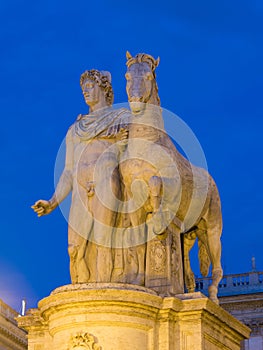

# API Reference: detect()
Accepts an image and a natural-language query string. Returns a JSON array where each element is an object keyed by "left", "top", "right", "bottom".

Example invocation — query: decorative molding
[
  {"left": 69, "top": 332, "right": 101, "bottom": 350},
  {"left": 149, "top": 240, "right": 166, "bottom": 273},
  {"left": 0, "top": 324, "right": 27, "bottom": 347}
]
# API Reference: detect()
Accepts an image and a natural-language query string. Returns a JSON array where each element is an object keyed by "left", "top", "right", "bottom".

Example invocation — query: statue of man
[{"left": 32, "top": 70, "right": 129, "bottom": 284}]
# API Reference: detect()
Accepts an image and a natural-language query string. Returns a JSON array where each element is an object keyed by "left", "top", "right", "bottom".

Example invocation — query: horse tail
[{"left": 198, "top": 240, "right": 210, "bottom": 277}]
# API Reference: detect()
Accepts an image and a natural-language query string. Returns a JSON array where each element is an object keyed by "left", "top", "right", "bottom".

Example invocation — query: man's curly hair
[{"left": 80, "top": 69, "right": 114, "bottom": 106}]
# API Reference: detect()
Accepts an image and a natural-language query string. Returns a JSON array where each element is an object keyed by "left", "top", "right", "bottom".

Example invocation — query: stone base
[{"left": 17, "top": 283, "right": 250, "bottom": 350}]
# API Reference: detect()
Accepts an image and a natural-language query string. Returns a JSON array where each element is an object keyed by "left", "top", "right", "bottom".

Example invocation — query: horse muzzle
[{"left": 129, "top": 99, "right": 147, "bottom": 115}]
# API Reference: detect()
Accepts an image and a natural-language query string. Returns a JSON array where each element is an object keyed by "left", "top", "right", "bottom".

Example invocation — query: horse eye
[{"left": 145, "top": 73, "right": 153, "bottom": 80}]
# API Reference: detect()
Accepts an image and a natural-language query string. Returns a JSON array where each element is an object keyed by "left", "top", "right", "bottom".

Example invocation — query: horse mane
[{"left": 126, "top": 53, "right": 161, "bottom": 106}]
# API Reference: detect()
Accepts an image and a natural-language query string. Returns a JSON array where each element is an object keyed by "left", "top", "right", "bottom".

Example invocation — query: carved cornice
[
  {"left": 0, "top": 299, "right": 19, "bottom": 325},
  {"left": 16, "top": 308, "right": 47, "bottom": 332},
  {"left": 220, "top": 293, "right": 263, "bottom": 312},
  {"left": 241, "top": 317, "right": 263, "bottom": 328},
  {"left": 0, "top": 324, "right": 27, "bottom": 348}
]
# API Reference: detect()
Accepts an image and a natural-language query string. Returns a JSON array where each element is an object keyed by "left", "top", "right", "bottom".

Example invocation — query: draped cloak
[{"left": 54, "top": 107, "right": 130, "bottom": 244}]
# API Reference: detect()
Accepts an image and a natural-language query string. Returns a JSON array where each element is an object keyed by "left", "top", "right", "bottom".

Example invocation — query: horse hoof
[
  {"left": 208, "top": 285, "right": 219, "bottom": 304},
  {"left": 209, "top": 295, "right": 219, "bottom": 305}
]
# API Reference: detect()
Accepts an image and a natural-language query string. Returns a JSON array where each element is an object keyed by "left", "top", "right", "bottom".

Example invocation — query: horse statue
[{"left": 120, "top": 51, "right": 223, "bottom": 303}]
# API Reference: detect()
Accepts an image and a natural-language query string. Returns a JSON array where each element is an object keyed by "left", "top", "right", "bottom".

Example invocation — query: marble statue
[
  {"left": 32, "top": 69, "right": 129, "bottom": 284},
  {"left": 31, "top": 55, "right": 223, "bottom": 304},
  {"left": 120, "top": 52, "right": 223, "bottom": 303}
]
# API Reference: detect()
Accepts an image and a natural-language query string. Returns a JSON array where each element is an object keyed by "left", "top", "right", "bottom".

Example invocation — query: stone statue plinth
[{"left": 17, "top": 284, "right": 249, "bottom": 350}]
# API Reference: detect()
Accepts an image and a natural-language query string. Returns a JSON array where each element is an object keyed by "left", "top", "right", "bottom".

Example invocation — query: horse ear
[
  {"left": 126, "top": 51, "right": 132, "bottom": 60},
  {"left": 155, "top": 56, "right": 160, "bottom": 67}
]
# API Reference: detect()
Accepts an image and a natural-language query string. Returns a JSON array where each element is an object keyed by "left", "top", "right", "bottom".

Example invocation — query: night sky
[{"left": 1, "top": 0, "right": 262, "bottom": 311}]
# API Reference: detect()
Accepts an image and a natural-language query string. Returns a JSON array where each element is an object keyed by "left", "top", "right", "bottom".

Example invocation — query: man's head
[{"left": 80, "top": 70, "right": 114, "bottom": 108}]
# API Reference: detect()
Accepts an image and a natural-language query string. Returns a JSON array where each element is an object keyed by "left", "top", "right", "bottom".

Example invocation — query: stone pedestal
[{"left": 17, "top": 284, "right": 250, "bottom": 350}]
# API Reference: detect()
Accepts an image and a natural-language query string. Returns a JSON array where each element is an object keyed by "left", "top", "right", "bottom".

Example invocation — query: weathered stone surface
[
  {"left": 17, "top": 285, "right": 250, "bottom": 350},
  {"left": 31, "top": 67, "right": 185, "bottom": 296}
]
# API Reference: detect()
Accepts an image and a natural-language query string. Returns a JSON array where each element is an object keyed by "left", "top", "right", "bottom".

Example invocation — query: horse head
[{"left": 126, "top": 51, "right": 160, "bottom": 114}]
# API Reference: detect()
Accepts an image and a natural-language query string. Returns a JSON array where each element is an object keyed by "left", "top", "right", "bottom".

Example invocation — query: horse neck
[{"left": 128, "top": 82, "right": 163, "bottom": 143}]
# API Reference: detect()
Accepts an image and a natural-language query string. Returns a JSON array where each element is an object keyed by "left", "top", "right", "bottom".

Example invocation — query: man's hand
[
  {"left": 116, "top": 127, "right": 129, "bottom": 144},
  {"left": 31, "top": 200, "right": 54, "bottom": 217}
]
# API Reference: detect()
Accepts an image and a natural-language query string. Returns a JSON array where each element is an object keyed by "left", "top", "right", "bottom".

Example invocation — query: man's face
[{"left": 82, "top": 78, "right": 103, "bottom": 107}]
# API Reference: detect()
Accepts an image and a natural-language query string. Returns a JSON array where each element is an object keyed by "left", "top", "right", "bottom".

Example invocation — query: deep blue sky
[{"left": 1, "top": 0, "right": 262, "bottom": 311}]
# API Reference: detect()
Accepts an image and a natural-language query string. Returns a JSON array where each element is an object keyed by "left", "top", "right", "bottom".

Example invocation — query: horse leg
[
  {"left": 148, "top": 176, "right": 167, "bottom": 236},
  {"left": 128, "top": 209, "right": 147, "bottom": 285},
  {"left": 206, "top": 225, "right": 223, "bottom": 304},
  {"left": 203, "top": 181, "right": 223, "bottom": 304},
  {"left": 195, "top": 221, "right": 211, "bottom": 278},
  {"left": 196, "top": 218, "right": 222, "bottom": 304},
  {"left": 183, "top": 232, "right": 197, "bottom": 293}
]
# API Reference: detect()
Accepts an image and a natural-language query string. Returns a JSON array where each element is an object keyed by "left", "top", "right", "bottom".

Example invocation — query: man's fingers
[
  {"left": 32, "top": 206, "right": 40, "bottom": 212},
  {"left": 34, "top": 206, "right": 45, "bottom": 212},
  {"left": 35, "top": 208, "right": 45, "bottom": 214},
  {"left": 32, "top": 204, "right": 41, "bottom": 209},
  {"left": 121, "top": 131, "right": 129, "bottom": 140}
]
